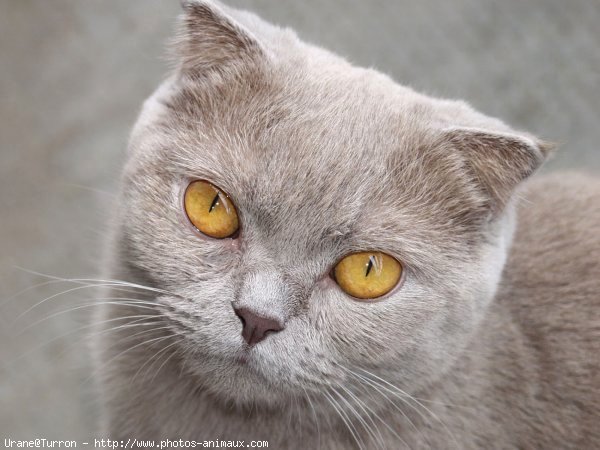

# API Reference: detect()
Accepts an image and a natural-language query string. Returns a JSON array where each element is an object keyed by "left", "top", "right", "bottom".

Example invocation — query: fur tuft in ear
[
  {"left": 176, "top": 0, "right": 264, "bottom": 76},
  {"left": 443, "top": 127, "right": 555, "bottom": 212}
]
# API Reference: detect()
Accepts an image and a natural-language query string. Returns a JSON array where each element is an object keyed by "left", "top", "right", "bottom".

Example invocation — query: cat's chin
[{"left": 183, "top": 347, "right": 306, "bottom": 408}]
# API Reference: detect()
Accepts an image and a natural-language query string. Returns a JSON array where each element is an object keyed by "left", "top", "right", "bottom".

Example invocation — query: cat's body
[{"left": 93, "top": 1, "right": 600, "bottom": 448}]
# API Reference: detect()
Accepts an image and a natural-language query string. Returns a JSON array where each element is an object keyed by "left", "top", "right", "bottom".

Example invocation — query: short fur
[{"left": 93, "top": 1, "right": 600, "bottom": 448}]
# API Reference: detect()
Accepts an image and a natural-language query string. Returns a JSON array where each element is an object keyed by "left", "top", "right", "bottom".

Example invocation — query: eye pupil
[
  {"left": 208, "top": 193, "right": 220, "bottom": 213},
  {"left": 365, "top": 256, "right": 374, "bottom": 277}
]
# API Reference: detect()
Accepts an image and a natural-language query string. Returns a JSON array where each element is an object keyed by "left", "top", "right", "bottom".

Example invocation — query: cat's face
[{"left": 113, "top": 0, "right": 549, "bottom": 407}]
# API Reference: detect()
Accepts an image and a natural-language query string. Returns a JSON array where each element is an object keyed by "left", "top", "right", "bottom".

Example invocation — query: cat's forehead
[
  {"left": 165, "top": 62, "right": 434, "bottom": 190},
  {"left": 164, "top": 67, "right": 437, "bottom": 232},
  {"left": 133, "top": 60, "right": 479, "bottom": 260}
]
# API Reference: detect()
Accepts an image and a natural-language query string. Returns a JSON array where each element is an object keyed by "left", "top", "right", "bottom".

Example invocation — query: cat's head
[{"left": 113, "top": 0, "right": 550, "bottom": 407}]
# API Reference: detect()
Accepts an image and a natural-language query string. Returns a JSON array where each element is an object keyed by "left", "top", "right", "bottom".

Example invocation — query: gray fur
[{"left": 93, "top": 1, "right": 600, "bottom": 448}]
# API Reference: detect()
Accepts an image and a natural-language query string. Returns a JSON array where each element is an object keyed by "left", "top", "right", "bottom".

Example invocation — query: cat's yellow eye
[
  {"left": 184, "top": 180, "right": 239, "bottom": 239},
  {"left": 333, "top": 252, "right": 402, "bottom": 300}
]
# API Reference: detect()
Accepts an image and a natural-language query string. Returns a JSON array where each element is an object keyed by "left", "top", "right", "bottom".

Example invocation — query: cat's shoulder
[
  {"left": 501, "top": 170, "right": 599, "bottom": 339},
  {"left": 515, "top": 170, "right": 600, "bottom": 266},
  {"left": 493, "top": 172, "right": 600, "bottom": 438}
]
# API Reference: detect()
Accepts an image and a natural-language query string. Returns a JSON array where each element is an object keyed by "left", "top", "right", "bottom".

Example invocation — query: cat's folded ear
[
  {"left": 175, "top": 0, "right": 265, "bottom": 76},
  {"left": 441, "top": 127, "right": 555, "bottom": 213}
]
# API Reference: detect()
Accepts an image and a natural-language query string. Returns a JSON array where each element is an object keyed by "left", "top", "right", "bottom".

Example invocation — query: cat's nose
[{"left": 233, "top": 307, "right": 284, "bottom": 346}]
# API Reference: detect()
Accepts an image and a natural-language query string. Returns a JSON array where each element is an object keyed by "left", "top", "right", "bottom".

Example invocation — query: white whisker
[
  {"left": 323, "top": 387, "right": 365, "bottom": 450},
  {"left": 149, "top": 339, "right": 185, "bottom": 383},
  {"left": 133, "top": 337, "right": 182, "bottom": 383},
  {"left": 302, "top": 386, "right": 321, "bottom": 450},
  {"left": 85, "top": 333, "right": 175, "bottom": 387},
  {"left": 343, "top": 368, "right": 415, "bottom": 449},
  {"left": 340, "top": 378, "right": 411, "bottom": 450},
  {"left": 3, "top": 317, "right": 163, "bottom": 370},
  {"left": 356, "top": 368, "right": 460, "bottom": 449},
  {"left": 15, "top": 298, "right": 162, "bottom": 333},
  {"left": 332, "top": 381, "right": 385, "bottom": 449}
]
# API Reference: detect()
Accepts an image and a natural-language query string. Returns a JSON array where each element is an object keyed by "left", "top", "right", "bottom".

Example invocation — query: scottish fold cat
[{"left": 93, "top": 1, "right": 600, "bottom": 448}]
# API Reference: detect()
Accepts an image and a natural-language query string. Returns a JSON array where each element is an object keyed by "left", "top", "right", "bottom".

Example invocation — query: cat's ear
[
  {"left": 442, "top": 127, "right": 555, "bottom": 212},
  {"left": 176, "top": 0, "right": 265, "bottom": 75}
]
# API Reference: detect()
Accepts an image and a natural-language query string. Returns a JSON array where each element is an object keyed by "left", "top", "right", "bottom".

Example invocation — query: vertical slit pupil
[
  {"left": 365, "top": 256, "right": 375, "bottom": 277},
  {"left": 208, "top": 192, "right": 220, "bottom": 213}
]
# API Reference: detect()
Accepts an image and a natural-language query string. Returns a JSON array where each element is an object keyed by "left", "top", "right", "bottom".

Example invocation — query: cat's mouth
[
  {"left": 198, "top": 342, "right": 274, "bottom": 378},
  {"left": 190, "top": 350, "right": 299, "bottom": 405},
  {"left": 232, "top": 347, "right": 271, "bottom": 375},
  {"left": 236, "top": 351, "right": 250, "bottom": 365}
]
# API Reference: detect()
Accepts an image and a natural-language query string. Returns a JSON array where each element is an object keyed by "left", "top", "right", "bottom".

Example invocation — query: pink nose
[{"left": 233, "top": 307, "right": 284, "bottom": 346}]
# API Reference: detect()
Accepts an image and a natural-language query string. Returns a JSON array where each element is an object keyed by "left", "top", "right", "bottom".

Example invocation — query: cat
[{"left": 92, "top": 1, "right": 600, "bottom": 448}]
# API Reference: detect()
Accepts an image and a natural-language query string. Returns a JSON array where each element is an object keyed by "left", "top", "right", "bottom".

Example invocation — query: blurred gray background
[{"left": 1, "top": 0, "right": 598, "bottom": 439}]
